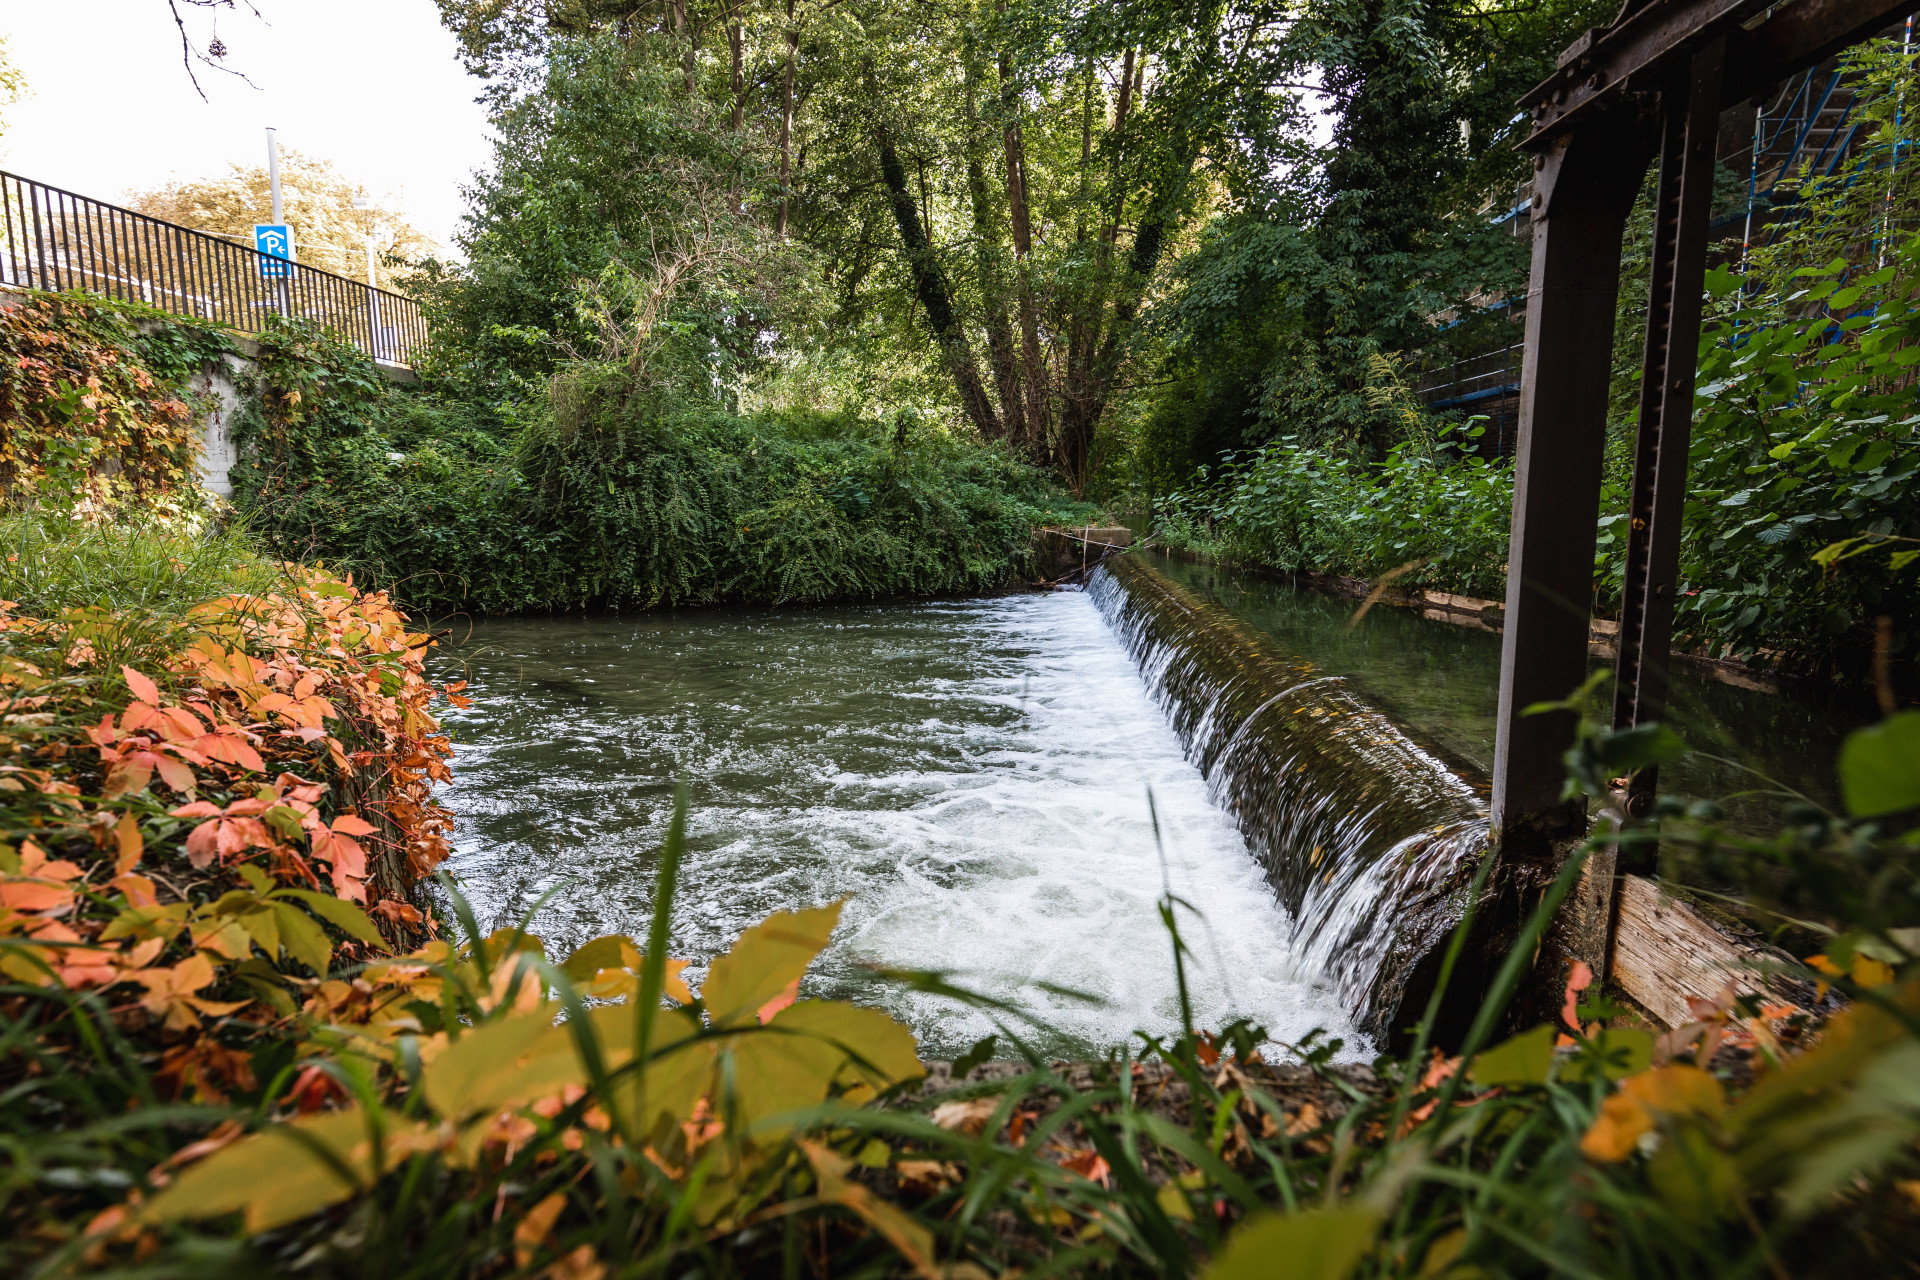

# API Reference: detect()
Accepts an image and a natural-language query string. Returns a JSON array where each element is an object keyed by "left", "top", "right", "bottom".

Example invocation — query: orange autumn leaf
[
  {"left": 1580, "top": 1065, "right": 1724, "bottom": 1163},
  {"left": 121, "top": 664, "right": 159, "bottom": 705}
]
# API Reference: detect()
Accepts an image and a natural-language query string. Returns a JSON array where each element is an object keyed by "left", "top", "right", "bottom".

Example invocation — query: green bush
[
  {"left": 1154, "top": 425, "right": 1515, "bottom": 599},
  {"left": 231, "top": 322, "right": 1088, "bottom": 614}
]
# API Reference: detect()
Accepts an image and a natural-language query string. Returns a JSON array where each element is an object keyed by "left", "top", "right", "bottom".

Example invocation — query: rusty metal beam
[
  {"left": 1491, "top": 116, "right": 1657, "bottom": 862},
  {"left": 1522, "top": 0, "right": 1920, "bottom": 151},
  {"left": 1611, "top": 36, "right": 1728, "bottom": 827},
  {"left": 1520, "top": 0, "right": 1764, "bottom": 144},
  {"left": 1726, "top": 0, "right": 1920, "bottom": 102}
]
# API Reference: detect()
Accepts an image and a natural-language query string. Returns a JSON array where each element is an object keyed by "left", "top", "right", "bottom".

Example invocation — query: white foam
[{"left": 440, "top": 593, "right": 1365, "bottom": 1060}]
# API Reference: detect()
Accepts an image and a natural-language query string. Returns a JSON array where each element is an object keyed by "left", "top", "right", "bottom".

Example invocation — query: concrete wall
[{"left": 0, "top": 285, "right": 416, "bottom": 499}]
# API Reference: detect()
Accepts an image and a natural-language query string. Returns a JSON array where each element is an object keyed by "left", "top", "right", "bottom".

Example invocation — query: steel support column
[
  {"left": 1492, "top": 118, "right": 1655, "bottom": 862},
  {"left": 1612, "top": 37, "right": 1728, "bottom": 828}
]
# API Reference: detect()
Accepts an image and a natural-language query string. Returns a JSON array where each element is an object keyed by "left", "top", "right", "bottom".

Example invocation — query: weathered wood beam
[{"left": 1610, "top": 874, "right": 1822, "bottom": 1026}]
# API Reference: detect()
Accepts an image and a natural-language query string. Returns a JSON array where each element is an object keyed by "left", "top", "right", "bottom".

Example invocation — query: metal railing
[{"left": 0, "top": 170, "right": 427, "bottom": 367}]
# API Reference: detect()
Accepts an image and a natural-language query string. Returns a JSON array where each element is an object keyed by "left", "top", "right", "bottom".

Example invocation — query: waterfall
[{"left": 1089, "top": 555, "right": 1492, "bottom": 1045}]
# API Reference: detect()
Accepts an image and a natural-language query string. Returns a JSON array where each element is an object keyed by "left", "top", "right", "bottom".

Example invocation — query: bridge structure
[
  {"left": 1489, "top": 0, "right": 1920, "bottom": 969},
  {"left": 0, "top": 170, "right": 427, "bottom": 369}
]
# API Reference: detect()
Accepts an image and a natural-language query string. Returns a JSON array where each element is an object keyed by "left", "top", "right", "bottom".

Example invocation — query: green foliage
[
  {"left": 409, "top": 34, "right": 786, "bottom": 392},
  {"left": 1840, "top": 711, "right": 1920, "bottom": 818},
  {"left": 1154, "top": 421, "right": 1513, "bottom": 598},
  {"left": 231, "top": 320, "right": 1086, "bottom": 612},
  {"left": 0, "top": 513, "right": 283, "bottom": 620},
  {"left": 1593, "top": 250, "right": 1920, "bottom": 675},
  {"left": 0, "top": 292, "right": 236, "bottom": 521}
]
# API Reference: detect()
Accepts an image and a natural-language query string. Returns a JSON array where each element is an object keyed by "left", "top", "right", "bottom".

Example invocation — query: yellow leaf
[
  {"left": 1579, "top": 1092, "right": 1653, "bottom": 1163},
  {"left": 1580, "top": 1065, "right": 1723, "bottom": 1163},
  {"left": 1418, "top": 1228, "right": 1466, "bottom": 1276},
  {"left": 701, "top": 902, "right": 844, "bottom": 1028},
  {"left": 1621, "top": 1064, "right": 1723, "bottom": 1120},
  {"left": 114, "top": 812, "right": 143, "bottom": 874},
  {"left": 191, "top": 917, "right": 255, "bottom": 962},
  {"left": 1156, "top": 1182, "right": 1194, "bottom": 1221},
  {"left": 1853, "top": 955, "right": 1896, "bottom": 988},
  {"left": 1207, "top": 1208, "right": 1381, "bottom": 1280},
  {"left": 422, "top": 1004, "right": 701, "bottom": 1125},
  {"left": 514, "top": 1191, "right": 568, "bottom": 1267},
  {"left": 143, "top": 1107, "right": 432, "bottom": 1232}
]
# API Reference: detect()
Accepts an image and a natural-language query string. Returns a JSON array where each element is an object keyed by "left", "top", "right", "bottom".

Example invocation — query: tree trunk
[
  {"left": 778, "top": 2, "right": 797, "bottom": 239},
  {"left": 670, "top": 0, "right": 695, "bottom": 94},
  {"left": 964, "top": 47, "right": 1025, "bottom": 443},
  {"left": 999, "top": 52, "right": 1050, "bottom": 462},
  {"left": 729, "top": 15, "right": 746, "bottom": 130},
  {"left": 875, "top": 126, "right": 1002, "bottom": 439}
]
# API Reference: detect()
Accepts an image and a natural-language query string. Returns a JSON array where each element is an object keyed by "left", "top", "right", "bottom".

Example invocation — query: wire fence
[{"left": 0, "top": 170, "right": 428, "bottom": 367}]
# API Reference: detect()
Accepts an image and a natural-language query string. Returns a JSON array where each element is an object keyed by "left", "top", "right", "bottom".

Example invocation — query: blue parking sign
[{"left": 253, "top": 224, "right": 294, "bottom": 278}]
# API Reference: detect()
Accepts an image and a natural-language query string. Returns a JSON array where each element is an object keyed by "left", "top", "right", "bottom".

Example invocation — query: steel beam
[
  {"left": 1726, "top": 0, "right": 1920, "bottom": 103},
  {"left": 1492, "top": 115, "right": 1657, "bottom": 862},
  {"left": 1611, "top": 36, "right": 1728, "bottom": 829}
]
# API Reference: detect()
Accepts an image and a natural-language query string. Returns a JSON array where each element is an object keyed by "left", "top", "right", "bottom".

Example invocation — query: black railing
[{"left": 0, "top": 170, "right": 427, "bottom": 367}]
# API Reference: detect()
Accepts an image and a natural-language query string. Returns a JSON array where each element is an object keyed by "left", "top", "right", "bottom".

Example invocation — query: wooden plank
[{"left": 1609, "top": 874, "right": 1813, "bottom": 1027}]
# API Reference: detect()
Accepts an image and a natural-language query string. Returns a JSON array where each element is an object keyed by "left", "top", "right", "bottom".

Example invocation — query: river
[{"left": 435, "top": 591, "right": 1362, "bottom": 1060}]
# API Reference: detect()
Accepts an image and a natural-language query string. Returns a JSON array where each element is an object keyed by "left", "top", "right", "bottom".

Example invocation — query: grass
[
  {"left": 0, "top": 513, "right": 288, "bottom": 619},
  {"left": 3, "top": 515, "right": 1918, "bottom": 1279}
]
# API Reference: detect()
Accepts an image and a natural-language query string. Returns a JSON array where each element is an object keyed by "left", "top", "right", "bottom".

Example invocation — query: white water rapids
[{"left": 439, "top": 590, "right": 1363, "bottom": 1059}]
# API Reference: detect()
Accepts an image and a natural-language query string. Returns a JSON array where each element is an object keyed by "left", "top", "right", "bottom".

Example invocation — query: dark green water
[{"left": 1146, "top": 553, "right": 1868, "bottom": 827}]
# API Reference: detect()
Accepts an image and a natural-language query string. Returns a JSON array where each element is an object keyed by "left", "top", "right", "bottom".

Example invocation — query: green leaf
[
  {"left": 1561, "top": 1027, "right": 1655, "bottom": 1083},
  {"left": 1596, "top": 724, "right": 1688, "bottom": 772},
  {"left": 701, "top": 901, "right": 844, "bottom": 1027},
  {"left": 272, "top": 902, "right": 332, "bottom": 976},
  {"left": 1469, "top": 1024, "right": 1554, "bottom": 1087},
  {"left": 1207, "top": 1208, "right": 1381, "bottom": 1280},
  {"left": 951, "top": 1033, "right": 999, "bottom": 1079},
  {"left": 234, "top": 904, "right": 279, "bottom": 960},
  {"left": 1839, "top": 711, "right": 1920, "bottom": 817},
  {"left": 278, "top": 890, "right": 384, "bottom": 946}
]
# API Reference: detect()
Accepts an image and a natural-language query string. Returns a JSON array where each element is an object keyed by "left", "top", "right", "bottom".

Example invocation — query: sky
[{"left": 0, "top": 0, "right": 494, "bottom": 253}]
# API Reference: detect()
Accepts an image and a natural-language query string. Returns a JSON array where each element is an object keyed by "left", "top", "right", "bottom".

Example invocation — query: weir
[{"left": 1089, "top": 555, "right": 1492, "bottom": 1046}]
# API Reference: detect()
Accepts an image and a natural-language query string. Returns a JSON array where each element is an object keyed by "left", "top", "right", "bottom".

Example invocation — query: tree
[
  {"left": 126, "top": 152, "right": 439, "bottom": 287},
  {"left": 0, "top": 35, "right": 28, "bottom": 152},
  {"left": 1133, "top": 0, "right": 1615, "bottom": 482}
]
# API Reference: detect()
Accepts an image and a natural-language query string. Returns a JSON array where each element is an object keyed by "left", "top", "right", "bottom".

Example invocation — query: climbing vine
[{"left": 0, "top": 294, "right": 236, "bottom": 521}]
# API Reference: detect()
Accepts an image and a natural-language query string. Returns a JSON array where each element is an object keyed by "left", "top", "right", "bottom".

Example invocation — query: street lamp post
[{"left": 352, "top": 192, "right": 384, "bottom": 362}]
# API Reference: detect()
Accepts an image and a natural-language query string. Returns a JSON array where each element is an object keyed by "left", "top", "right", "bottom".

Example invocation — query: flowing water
[
  {"left": 435, "top": 593, "right": 1363, "bottom": 1060},
  {"left": 1088, "top": 558, "right": 1490, "bottom": 1044}
]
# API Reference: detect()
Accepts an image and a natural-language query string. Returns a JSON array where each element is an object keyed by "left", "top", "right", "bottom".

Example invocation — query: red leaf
[
  {"left": 196, "top": 732, "right": 265, "bottom": 774},
  {"left": 330, "top": 813, "right": 378, "bottom": 837},
  {"left": 756, "top": 977, "right": 802, "bottom": 1025},
  {"left": 103, "top": 757, "right": 153, "bottom": 799},
  {"left": 185, "top": 820, "right": 221, "bottom": 869}
]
